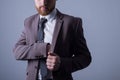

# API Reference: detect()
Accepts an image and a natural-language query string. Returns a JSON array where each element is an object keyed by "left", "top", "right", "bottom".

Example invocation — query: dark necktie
[
  {"left": 38, "top": 18, "right": 47, "bottom": 42},
  {"left": 38, "top": 18, "right": 52, "bottom": 80}
]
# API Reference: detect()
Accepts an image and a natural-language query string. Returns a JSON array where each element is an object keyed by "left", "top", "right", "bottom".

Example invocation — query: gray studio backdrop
[{"left": 0, "top": 0, "right": 120, "bottom": 80}]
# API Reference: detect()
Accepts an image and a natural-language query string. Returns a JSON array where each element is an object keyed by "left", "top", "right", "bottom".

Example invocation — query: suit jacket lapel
[
  {"left": 33, "top": 14, "right": 40, "bottom": 42},
  {"left": 51, "top": 11, "right": 64, "bottom": 52}
]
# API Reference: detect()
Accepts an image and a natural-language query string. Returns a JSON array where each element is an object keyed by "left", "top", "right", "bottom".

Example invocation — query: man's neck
[{"left": 40, "top": 8, "right": 57, "bottom": 21}]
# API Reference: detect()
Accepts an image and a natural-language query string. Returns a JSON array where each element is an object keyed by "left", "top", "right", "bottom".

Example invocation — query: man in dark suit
[{"left": 13, "top": 0, "right": 91, "bottom": 80}]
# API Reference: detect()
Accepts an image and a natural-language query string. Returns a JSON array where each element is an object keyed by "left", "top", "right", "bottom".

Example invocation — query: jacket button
[
  {"left": 26, "top": 72, "right": 28, "bottom": 75},
  {"left": 35, "top": 66, "right": 38, "bottom": 69}
]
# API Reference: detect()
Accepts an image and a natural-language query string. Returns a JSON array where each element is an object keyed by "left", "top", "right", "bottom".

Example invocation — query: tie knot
[{"left": 40, "top": 18, "right": 47, "bottom": 24}]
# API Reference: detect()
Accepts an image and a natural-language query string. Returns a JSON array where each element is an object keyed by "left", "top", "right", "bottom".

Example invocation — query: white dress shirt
[{"left": 40, "top": 8, "right": 57, "bottom": 44}]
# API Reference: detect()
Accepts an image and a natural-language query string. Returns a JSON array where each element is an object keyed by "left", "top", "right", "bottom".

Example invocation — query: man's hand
[{"left": 46, "top": 52, "right": 61, "bottom": 71}]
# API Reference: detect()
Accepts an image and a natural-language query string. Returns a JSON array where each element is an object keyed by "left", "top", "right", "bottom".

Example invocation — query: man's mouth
[{"left": 41, "top": 6, "right": 48, "bottom": 11}]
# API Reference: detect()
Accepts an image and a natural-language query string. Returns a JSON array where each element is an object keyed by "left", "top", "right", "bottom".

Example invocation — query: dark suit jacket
[{"left": 13, "top": 10, "right": 91, "bottom": 80}]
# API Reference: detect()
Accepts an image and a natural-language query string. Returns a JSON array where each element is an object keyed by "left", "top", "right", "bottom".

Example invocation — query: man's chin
[
  {"left": 37, "top": 7, "right": 54, "bottom": 16},
  {"left": 39, "top": 12, "right": 49, "bottom": 16}
]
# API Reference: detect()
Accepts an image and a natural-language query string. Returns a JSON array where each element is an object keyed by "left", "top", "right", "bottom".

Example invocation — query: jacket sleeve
[
  {"left": 13, "top": 26, "right": 48, "bottom": 60},
  {"left": 55, "top": 18, "right": 91, "bottom": 74}
]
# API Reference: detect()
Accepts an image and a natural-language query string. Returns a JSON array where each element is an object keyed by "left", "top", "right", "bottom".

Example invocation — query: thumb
[{"left": 48, "top": 52, "right": 56, "bottom": 56}]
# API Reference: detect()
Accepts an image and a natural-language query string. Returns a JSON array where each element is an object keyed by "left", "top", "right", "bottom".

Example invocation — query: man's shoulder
[
  {"left": 57, "top": 10, "right": 82, "bottom": 26},
  {"left": 59, "top": 11, "right": 82, "bottom": 21},
  {"left": 24, "top": 13, "right": 39, "bottom": 24},
  {"left": 58, "top": 12, "right": 82, "bottom": 24}
]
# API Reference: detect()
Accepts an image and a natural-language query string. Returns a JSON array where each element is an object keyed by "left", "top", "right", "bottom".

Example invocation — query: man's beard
[{"left": 36, "top": 6, "right": 54, "bottom": 16}]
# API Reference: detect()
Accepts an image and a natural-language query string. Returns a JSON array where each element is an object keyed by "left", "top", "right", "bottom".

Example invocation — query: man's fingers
[
  {"left": 46, "top": 52, "right": 61, "bottom": 71},
  {"left": 46, "top": 59, "right": 55, "bottom": 71}
]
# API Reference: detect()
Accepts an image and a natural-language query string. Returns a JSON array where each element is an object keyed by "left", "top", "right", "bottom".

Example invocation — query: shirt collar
[{"left": 40, "top": 8, "right": 57, "bottom": 22}]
